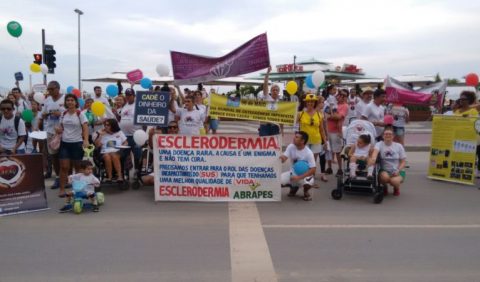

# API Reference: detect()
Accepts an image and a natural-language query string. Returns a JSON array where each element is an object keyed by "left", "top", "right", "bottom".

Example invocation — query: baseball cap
[{"left": 125, "top": 88, "right": 135, "bottom": 96}]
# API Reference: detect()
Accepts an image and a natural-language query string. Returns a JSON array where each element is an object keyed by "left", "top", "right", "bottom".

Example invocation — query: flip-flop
[
  {"left": 303, "top": 195, "right": 312, "bottom": 201},
  {"left": 58, "top": 193, "right": 68, "bottom": 198}
]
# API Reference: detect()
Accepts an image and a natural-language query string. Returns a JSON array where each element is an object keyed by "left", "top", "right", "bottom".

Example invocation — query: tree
[{"left": 447, "top": 78, "right": 459, "bottom": 85}]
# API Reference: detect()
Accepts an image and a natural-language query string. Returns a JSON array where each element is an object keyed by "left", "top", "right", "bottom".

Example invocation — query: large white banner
[{"left": 153, "top": 134, "right": 282, "bottom": 201}]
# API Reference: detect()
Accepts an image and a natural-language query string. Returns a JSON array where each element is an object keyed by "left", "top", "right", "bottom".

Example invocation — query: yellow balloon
[
  {"left": 30, "top": 63, "right": 41, "bottom": 73},
  {"left": 91, "top": 101, "right": 106, "bottom": 116},
  {"left": 286, "top": 80, "right": 298, "bottom": 95}
]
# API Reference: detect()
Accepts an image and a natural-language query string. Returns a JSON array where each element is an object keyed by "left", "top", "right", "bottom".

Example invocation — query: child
[
  {"left": 59, "top": 160, "right": 101, "bottom": 213},
  {"left": 348, "top": 134, "right": 375, "bottom": 179}
]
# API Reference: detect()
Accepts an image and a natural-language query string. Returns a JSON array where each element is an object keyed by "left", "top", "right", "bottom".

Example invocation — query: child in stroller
[{"left": 348, "top": 134, "right": 375, "bottom": 179}]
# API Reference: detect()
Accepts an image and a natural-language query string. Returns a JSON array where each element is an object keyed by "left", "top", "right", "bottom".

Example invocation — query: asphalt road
[{"left": 1, "top": 152, "right": 480, "bottom": 282}]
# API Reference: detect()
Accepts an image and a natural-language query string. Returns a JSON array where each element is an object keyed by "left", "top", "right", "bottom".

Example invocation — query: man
[
  {"left": 93, "top": 86, "right": 110, "bottom": 107},
  {"left": 259, "top": 66, "right": 283, "bottom": 136},
  {"left": 280, "top": 131, "right": 316, "bottom": 201},
  {"left": 12, "top": 87, "right": 30, "bottom": 115},
  {"left": 0, "top": 99, "right": 26, "bottom": 154},
  {"left": 355, "top": 87, "right": 373, "bottom": 119},
  {"left": 38, "top": 81, "right": 65, "bottom": 187},
  {"left": 119, "top": 88, "right": 142, "bottom": 173},
  {"left": 362, "top": 88, "right": 386, "bottom": 140}
]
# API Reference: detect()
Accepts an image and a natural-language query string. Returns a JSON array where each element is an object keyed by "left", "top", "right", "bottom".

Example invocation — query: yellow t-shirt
[
  {"left": 454, "top": 108, "right": 479, "bottom": 117},
  {"left": 299, "top": 111, "right": 323, "bottom": 145}
]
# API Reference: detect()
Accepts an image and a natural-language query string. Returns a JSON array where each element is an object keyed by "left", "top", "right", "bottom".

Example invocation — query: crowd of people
[{"left": 5, "top": 67, "right": 450, "bottom": 208}]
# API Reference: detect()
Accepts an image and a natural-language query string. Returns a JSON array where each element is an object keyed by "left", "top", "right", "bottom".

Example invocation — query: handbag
[{"left": 48, "top": 133, "right": 61, "bottom": 151}]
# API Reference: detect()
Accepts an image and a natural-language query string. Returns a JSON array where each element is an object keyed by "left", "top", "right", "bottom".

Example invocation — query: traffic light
[
  {"left": 33, "top": 54, "right": 42, "bottom": 65},
  {"left": 44, "top": 44, "right": 56, "bottom": 74}
]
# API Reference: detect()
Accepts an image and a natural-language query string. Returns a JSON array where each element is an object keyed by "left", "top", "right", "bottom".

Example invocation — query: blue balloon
[
  {"left": 66, "top": 86, "right": 75, "bottom": 94},
  {"left": 78, "top": 98, "right": 85, "bottom": 109},
  {"left": 140, "top": 77, "right": 152, "bottom": 89},
  {"left": 106, "top": 84, "right": 118, "bottom": 97},
  {"left": 293, "top": 160, "right": 310, "bottom": 176},
  {"left": 305, "top": 75, "right": 315, "bottom": 89}
]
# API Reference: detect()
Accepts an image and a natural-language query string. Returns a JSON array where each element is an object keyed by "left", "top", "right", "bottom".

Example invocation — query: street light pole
[{"left": 74, "top": 9, "right": 83, "bottom": 92}]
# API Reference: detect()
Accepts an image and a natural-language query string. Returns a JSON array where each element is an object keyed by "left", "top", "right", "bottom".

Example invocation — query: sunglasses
[
  {"left": 1, "top": 107, "right": 13, "bottom": 111},
  {"left": 310, "top": 118, "right": 315, "bottom": 126}
]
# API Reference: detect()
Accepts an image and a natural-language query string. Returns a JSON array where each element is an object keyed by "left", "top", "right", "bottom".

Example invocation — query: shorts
[
  {"left": 58, "top": 141, "right": 84, "bottom": 161},
  {"left": 209, "top": 119, "right": 219, "bottom": 130},
  {"left": 328, "top": 133, "right": 344, "bottom": 153},
  {"left": 308, "top": 143, "right": 324, "bottom": 154},
  {"left": 393, "top": 126, "right": 405, "bottom": 136},
  {"left": 379, "top": 169, "right": 405, "bottom": 181},
  {"left": 47, "top": 133, "right": 59, "bottom": 155},
  {"left": 280, "top": 171, "right": 315, "bottom": 187}
]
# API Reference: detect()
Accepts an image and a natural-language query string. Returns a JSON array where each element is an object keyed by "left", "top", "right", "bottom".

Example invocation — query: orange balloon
[{"left": 72, "top": 89, "right": 81, "bottom": 98}]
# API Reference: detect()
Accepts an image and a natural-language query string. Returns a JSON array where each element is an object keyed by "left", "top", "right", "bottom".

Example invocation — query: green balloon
[
  {"left": 7, "top": 21, "right": 22, "bottom": 38},
  {"left": 21, "top": 109, "right": 33, "bottom": 123}
]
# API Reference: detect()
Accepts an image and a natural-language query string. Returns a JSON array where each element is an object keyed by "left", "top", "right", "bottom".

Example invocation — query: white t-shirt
[
  {"left": 42, "top": 95, "right": 65, "bottom": 134},
  {"left": 16, "top": 98, "right": 30, "bottom": 113},
  {"left": 345, "top": 95, "right": 360, "bottom": 124},
  {"left": 374, "top": 141, "right": 406, "bottom": 173},
  {"left": 119, "top": 102, "right": 141, "bottom": 136},
  {"left": 176, "top": 108, "right": 205, "bottom": 135},
  {"left": 168, "top": 100, "right": 178, "bottom": 123},
  {"left": 260, "top": 94, "right": 280, "bottom": 125},
  {"left": 0, "top": 116, "right": 26, "bottom": 151},
  {"left": 93, "top": 96, "right": 111, "bottom": 108},
  {"left": 69, "top": 173, "right": 100, "bottom": 194},
  {"left": 60, "top": 111, "right": 88, "bottom": 143},
  {"left": 362, "top": 102, "right": 385, "bottom": 137},
  {"left": 355, "top": 99, "right": 368, "bottom": 119},
  {"left": 196, "top": 104, "right": 207, "bottom": 116},
  {"left": 389, "top": 106, "right": 409, "bottom": 127},
  {"left": 100, "top": 131, "right": 127, "bottom": 154},
  {"left": 282, "top": 144, "right": 316, "bottom": 168}
]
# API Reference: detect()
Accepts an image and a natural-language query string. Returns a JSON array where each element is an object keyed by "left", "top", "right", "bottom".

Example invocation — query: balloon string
[{"left": 16, "top": 38, "right": 31, "bottom": 62}]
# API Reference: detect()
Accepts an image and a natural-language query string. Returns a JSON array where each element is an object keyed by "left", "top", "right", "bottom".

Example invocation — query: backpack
[{"left": 0, "top": 115, "right": 28, "bottom": 145}]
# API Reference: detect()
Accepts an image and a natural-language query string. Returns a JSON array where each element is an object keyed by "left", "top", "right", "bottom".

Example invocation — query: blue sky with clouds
[{"left": 1, "top": 0, "right": 479, "bottom": 93}]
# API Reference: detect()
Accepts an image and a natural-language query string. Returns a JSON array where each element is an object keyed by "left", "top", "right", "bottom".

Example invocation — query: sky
[{"left": 0, "top": 0, "right": 479, "bottom": 94}]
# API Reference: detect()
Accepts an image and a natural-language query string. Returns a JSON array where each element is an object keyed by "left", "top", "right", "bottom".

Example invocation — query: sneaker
[
  {"left": 393, "top": 188, "right": 400, "bottom": 196},
  {"left": 44, "top": 171, "right": 52, "bottom": 179},
  {"left": 325, "top": 168, "right": 333, "bottom": 175},
  {"left": 59, "top": 204, "right": 72, "bottom": 213},
  {"left": 51, "top": 178, "right": 60, "bottom": 190},
  {"left": 92, "top": 205, "right": 99, "bottom": 212},
  {"left": 335, "top": 170, "right": 344, "bottom": 177}
]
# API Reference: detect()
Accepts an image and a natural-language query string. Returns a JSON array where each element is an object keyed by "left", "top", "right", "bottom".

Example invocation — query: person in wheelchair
[
  {"left": 348, "top": 134, "right": 375, "bottom": 180},
  {"left": 93, "top": 118, "right": 127, "bottom": 184}
]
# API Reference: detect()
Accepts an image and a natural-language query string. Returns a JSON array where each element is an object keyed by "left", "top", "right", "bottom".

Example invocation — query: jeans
[{"left": 126, "top": 136, "right": 142, "bottom": 169}]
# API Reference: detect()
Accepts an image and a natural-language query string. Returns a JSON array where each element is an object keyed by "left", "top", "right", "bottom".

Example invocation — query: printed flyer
[
  {"left": 153, "top": 134, "right": 282, "bottom": 201},
  {"left": 428, "top": 115, "right": 479, "bottom": 185}
]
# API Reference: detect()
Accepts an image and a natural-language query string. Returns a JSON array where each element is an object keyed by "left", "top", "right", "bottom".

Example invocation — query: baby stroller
[{"left": 331, "top": 119, "right": 385, "bottom": 204}]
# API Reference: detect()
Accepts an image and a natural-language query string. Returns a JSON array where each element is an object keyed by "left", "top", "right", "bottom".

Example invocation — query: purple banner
[
  {"left": 385, "top": 76, "right": 447, "bottom": 108},
  {"left": 171, "top": 33, "right": 270, "bottom": 85}
]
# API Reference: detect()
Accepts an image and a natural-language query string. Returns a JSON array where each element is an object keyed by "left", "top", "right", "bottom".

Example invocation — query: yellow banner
[
  {"left": 208, "top": 93, "right": 298, "bottom": 126},
  {"left": 428, "top": 115, "right": 479, "bottom": 185}
]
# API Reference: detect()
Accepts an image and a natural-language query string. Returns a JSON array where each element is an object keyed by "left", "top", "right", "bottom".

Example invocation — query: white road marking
[
  {"left": 229, "top": 202, "right": 277, "bottom": 282},
  {"left": 263, "top": 224, "right": 480, "bottom": 229}
]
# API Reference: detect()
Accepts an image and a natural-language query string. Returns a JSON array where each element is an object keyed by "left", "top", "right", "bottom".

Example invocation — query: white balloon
[
  {"left": 133, "top": 130, "right": 148, "bottom": 146},
  {"left": 33, "top": 92, "right": 46, "bottom": 104},
  {"left": 311, "top": 70, "right": 325, "bottom": 88},
  {"left": 156, "top": 64, "right": 170, "bottom": 76},
  {"left": 40, "top": 64, "right": 49, "bottom": 75}
]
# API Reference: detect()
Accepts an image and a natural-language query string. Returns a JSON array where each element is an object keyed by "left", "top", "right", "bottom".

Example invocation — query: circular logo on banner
[{"left": 0, "top": 157, "right": 26, "bottom": 189}]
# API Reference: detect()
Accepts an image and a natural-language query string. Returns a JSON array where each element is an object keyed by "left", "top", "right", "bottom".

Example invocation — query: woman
[
  {"left": 372, "top": 127, "right": 407, "bottom": 196},
  {"left": 56, "top": 94, "right": 89, "bottom": 197},
  {"left": 94, "top": 118, "right": 127, "bottom": 183},
  {"left": 388, "top": 102, "right": 409, "bottom": 145},
  {"left": 298, "top": 94, "right": 328, "bottom": 182},
  {"left": 112, "top": 95, "right": 126, "bottom": 121},
  {"left": 456, "top": 91, "right": 478, "bottom": 117}
]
